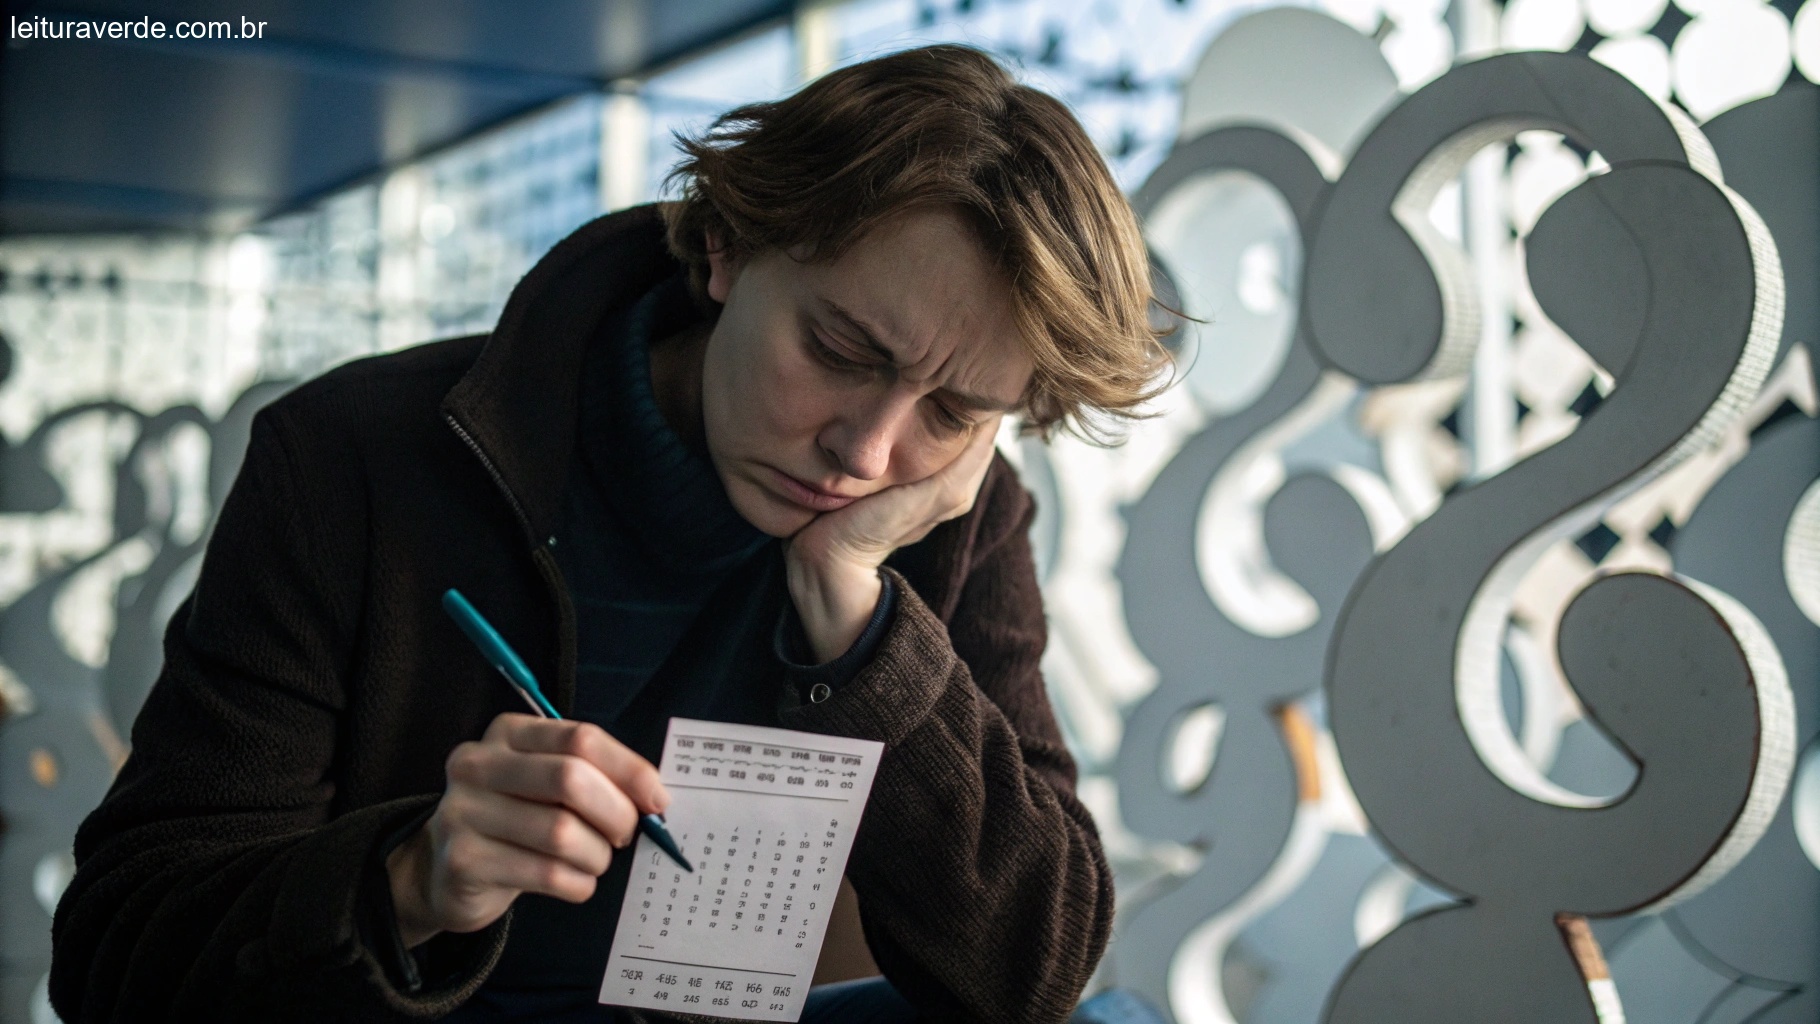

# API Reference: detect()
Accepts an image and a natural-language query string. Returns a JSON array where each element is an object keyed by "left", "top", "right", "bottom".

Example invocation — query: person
[{"left": 49, "top": 43, "right": 1171, "bottom": 1024}]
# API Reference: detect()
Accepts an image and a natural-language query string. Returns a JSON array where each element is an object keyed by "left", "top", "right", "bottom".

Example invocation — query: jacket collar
[
  {"left": 440, "top": 204, "right": 684, "bottom": 544},
  {"left": 437, "top": 200, "right": 1002, "bottom": 625}
]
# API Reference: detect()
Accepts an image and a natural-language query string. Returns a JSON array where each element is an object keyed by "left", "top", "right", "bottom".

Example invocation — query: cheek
[
  {"left": 768, "top": 366, "right": 839, "bottom": 439},
  {"left": 768, "top": 326, "right": 875, "bottom": 435},
  {"left": 699, "top": 339, "right": 735, "bottom": 452},
  {"left": 704, "top": 323, "right": 825, "bottom": 453}
]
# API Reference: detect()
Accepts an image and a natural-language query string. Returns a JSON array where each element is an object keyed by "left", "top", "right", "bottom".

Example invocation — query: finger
[
  {"left": 500, "top": 719, "right": 671, "bottom": 814},
  {"left": 482, "top": 711, "right": 548, "bottom": 744},
  {"left": 449, "top": 745, "right": 641, "bottom": 847},
  {"left": 442, "top": 828, "right": 600, "bottom": 905},
  {"left": 455, "top": 790, "right": 614, "bottom": 876},
  {"left": 905, "top": 413, "right": 1002, "bottom": 519},
  {"left": 788, "top": 413, "right": 1004, "bottom": 566},
  {"left": 484, "top": 712, "right": 590, "bottom": 750},
  {"left": 930, "top": 413, "right": 1002, "bottom": 487},
  {"left": 953, "top": 414, "right": 1003, "bottom": 487},
  {"left": 963, "top": 413, "right": 1004, "bottom": 465}
]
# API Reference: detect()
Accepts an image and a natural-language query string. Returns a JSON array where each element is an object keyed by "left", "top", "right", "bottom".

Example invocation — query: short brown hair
[{"left": 662, "top": 43, "right": 1173, "bottom": 442}]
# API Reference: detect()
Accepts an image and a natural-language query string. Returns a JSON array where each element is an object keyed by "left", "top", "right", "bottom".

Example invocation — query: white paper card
[{"left": 598, "top": 717, "right": 884, "bottom": 1021}]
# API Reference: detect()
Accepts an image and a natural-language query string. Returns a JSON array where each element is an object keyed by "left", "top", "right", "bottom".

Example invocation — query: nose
[{"left": 820, "top": 391, "right": 916, "bottom": 482}]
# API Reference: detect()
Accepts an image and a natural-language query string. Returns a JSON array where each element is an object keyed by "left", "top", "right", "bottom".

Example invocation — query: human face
[{"left": 699, "top": 207, "right": 1034, "bottom": 538}]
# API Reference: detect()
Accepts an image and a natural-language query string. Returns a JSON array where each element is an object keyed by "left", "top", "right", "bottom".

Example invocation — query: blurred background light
[
  {"left": 3, "top": 0, "right": 1819, "bottom": 1020},
  {"left": 1672, "top": 0, "right": 1793, "bottom": 118},
  {"left": 1590, "top": 33, "right": 1674, "bottom": 99}
]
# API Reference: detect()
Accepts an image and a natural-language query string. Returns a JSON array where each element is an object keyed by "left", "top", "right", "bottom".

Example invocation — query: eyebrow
[{"left": 821, "top": 300, "right": 1019, "bottom": 413}]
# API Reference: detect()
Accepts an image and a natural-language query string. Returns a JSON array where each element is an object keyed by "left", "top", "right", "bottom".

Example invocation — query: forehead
[{"left": 795, "top": 208, "right": 1030, "bottom": 391}]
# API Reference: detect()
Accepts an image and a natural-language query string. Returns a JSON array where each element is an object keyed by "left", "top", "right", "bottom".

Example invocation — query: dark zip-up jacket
[{"left": 47, "top": 203, "right": 1113, "bottom": 1024}]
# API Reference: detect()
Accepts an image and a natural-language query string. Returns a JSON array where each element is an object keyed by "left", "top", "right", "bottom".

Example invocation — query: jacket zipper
[
  {"left": 444, "top": 412, "right": 537, "bottom": 541},
  {"left": 444, "top": 411, "right": 579, "bottom": 713}
]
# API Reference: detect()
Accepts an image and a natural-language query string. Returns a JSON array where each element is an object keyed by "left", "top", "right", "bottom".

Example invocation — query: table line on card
[
  {"left": 678, "top": 756, "right": 853, "bottom": 774},
  {"left": 664, "top": 782, "right": 850, "bottom": 802},
  {"left": 674, "top": 735, "right": 868, "bottom": 761},
  {"left": 618, "top": 955, "right": 800, "bottom": 978}
]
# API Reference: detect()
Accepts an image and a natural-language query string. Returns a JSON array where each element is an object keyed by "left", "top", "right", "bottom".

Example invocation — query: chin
[{"left": 728, "top": 478, "right": 815, "bottom": 539}]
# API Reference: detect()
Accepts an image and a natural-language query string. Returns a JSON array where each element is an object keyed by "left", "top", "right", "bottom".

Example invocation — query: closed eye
[
  {"left": 808, "top": 329, "right": 874, "bottom": 373},
  {"left": 808, "top": 321, "right": 978, "bottom": 434},
  {"left": 928, "top": 399, "right": 975, "bottom": 434}
]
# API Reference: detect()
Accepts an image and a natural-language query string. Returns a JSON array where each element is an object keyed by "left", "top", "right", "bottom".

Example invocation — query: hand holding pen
[
  {"left": 440, "top": 589, "right": 692, "bottom": 872},
  {"left": 379, "top": 590, "right": 689, "bottom": 951}
]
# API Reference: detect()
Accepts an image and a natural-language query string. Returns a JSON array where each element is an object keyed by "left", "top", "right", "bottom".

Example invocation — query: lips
[{"left": 766, "top": 466, "right": 859, "bottom": 512}]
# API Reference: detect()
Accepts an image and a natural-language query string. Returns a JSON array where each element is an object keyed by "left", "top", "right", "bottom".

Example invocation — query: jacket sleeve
[
  {"left": 48, "top": 401, "right": 507, "bottom": 1023},
  {"left": 776, "top": 463, "right": 1113, "bottom": 1024}
]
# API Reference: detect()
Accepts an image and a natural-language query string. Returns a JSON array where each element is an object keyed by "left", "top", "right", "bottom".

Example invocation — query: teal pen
[{"left": 441, "top": 588, "right": 693, "bottom": 873}]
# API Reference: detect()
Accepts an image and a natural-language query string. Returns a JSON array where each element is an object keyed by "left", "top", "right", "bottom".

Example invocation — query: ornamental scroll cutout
[
  {"left": 1633, "top": 409, "right": 1820, "bottom": 1024},
  {"left": 1111, "top": 124, "right": 1383, "bottom": 1023},
  {"left": 0, "top": 375, "right": 290, "bottom": 1019},
  {"left": 1305, "top": 51, "right": 1795, "bottom": 1023},
  {"left": 1599, "top": 81, "right": 1820, "bottom": 1024}
]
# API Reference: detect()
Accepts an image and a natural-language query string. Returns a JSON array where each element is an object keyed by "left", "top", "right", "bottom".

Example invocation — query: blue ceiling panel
[{"left": 0, "top": 0, "right": 794, "bottom": 235}]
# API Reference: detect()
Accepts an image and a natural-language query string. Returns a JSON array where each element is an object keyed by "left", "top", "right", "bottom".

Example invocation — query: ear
[{"left": 704, "top": 230, "right": 741, "bottom": 304}]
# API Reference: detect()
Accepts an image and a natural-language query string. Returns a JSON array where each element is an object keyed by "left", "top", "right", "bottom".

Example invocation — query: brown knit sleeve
[
  {"left": 775, "top": 465, "right": 1113, "bottom": 1024},
  {"left": 49, "top": 398, "right": 505, "bottom": 1022}
]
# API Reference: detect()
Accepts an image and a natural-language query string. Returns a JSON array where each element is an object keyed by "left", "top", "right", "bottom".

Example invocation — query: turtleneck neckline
[{"left": 574, "top": 272, "right": 770, "bottom": 575}]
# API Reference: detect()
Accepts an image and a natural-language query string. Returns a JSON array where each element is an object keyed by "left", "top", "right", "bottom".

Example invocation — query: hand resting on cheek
[{"left": 784, "top": 415, "right": 1004, "bottom": 663}]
